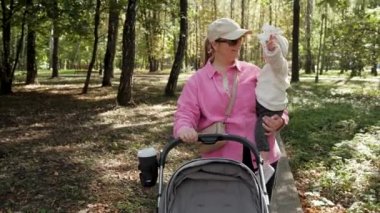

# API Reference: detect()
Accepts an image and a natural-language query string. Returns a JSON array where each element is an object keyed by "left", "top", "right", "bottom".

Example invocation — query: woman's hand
[
  {"left": 178, "top": 126, "right": 198, "bottom": 143},
  {"left": 262, "top": 114, "right": 284, "bottom": 135},
  {"left": 178, "top": 126, "right": 225, "bottom": 153}
]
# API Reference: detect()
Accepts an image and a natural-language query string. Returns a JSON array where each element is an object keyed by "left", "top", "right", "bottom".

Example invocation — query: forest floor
[{"left": 0, "top": 70, "right": 379, "bottom": 212}]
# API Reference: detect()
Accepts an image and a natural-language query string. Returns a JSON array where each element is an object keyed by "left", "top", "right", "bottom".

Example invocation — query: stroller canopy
[{"left": 159, "top": 158, "right": 266, "bottom": 213}]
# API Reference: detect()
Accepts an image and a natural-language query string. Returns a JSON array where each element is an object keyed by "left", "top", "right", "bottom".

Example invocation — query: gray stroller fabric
[{"left": 159, "top": 158, "right": 265, "bottom": 213}]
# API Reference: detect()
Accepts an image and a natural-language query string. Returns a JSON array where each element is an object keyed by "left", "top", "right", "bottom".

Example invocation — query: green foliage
[
  {"left": 284, "top": 76, "right": 380, "bottom": 211},
  {"left": 317, "top": 128, "right": 379, "bottom": 211},
  {"left": 299, "top": 0, "right": 379, "bottom": 75},
  {"left": 1, "top": 0, "right": 378, "bottom": 76}
]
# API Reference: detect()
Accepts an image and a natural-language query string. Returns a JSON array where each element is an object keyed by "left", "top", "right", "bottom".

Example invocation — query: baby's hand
[
  {"left": 266, "top": 35, "right": 278, "bottom": 52},
  {"left": 257, "top": 23, "right": 283, "bottom": 48}
]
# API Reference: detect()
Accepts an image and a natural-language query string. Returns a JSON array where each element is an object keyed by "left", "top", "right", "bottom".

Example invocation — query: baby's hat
[{"left": 258, "top": 23, "right": 288, "bottom": 57}]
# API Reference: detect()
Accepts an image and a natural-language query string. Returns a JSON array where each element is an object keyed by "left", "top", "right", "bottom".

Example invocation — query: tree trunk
[
  {"left": 0, "top": 0, "right": 13, "bottom": 95},
  {"left": 26, "top": 27, "right": 37, "bottom": 84},
  {"left": 102, "top": 0, "right": 120, "bottom": 87},
  {"left": 117, "top": 0, "right": 138, "bottom": 106},
  {"left": 291, "top": 0, "right": 300, "bottom": 83},
  {"left": 269, "top": 0, "right": 273, "bottom": 24},
  {"left": 320, "top": 10, "right": 328, "bottom": 75},
  {"left": 160, "top": 10, "right": 167, "bottom": 71},
  {"left": 195, "top": 4, "right": 200, "bottom": 70},
  {"left": 12, "top": 6, "right": 27, "bottom": 81},
  {"left": 272, "top": 0, "right": 276, "bottom": 26},
  {"left": 371, "top": 64, "right": 377, "bottom": 76},
  {"left": 74, "top": 40, "right": 81, "bottom": 70},
  {"left": 49, "top": 27, "right": 53, "bottom": 70},
  {"left": 257, "top": 4, "right": 265, "bottom": 62},
  {"left": 305, "top": 0, "right": 313, "bottom": 74},
  {"left": 230, "top": 0, "right": 234, "bottom": 19},
  {"left": 213, "top": 0, "right": 217, "bottom": 20},
  {"left": 25, "top": 0, "right": 37, "bottom": 84},
  {"left": 52, "top": 34, "right": 59, "bottom": 77},
  {"left": 239, "top": 0, "right": 246, "bottom": 60},
  {"left": 370, "top": 26, "right": 379, "bottom": 76},
  {"left": 316, "top": 10, "right": 326, "bottom": 83},
  {"left": 141, "top": 5, "right": 161, "bottom": 73},
  {"left": 165, "top": 0, "right": 188, "bottom": 97},
  {"left": 148, "top": 57, "right": 159, "bottom": 72},
  {"left": 51, "top": 0, "right": 59, "bottom": 78},
  {"left": 19, "top": 23, "right": 27, "bottom": 70},
  {"left": 152, "top": 10, "right": 160, "bottom": 72},
  {"left": 82, "top": 0, "right": 101, "bottom": 94}
]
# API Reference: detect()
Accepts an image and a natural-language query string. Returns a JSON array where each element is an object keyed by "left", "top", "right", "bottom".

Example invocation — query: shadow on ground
[{"left": 0, "top": 74, "right": 185, "bottom": 212}]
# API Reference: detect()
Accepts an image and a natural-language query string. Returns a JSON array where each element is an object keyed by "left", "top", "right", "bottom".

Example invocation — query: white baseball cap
[{"left": 207, "top": 18, "right": 252, "bottom": 42}]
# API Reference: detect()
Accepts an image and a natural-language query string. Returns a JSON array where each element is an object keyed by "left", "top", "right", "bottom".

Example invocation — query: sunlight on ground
[
  {"left": 96, "top": 104, "right": 176, "bottom": 127},
  {"left": 95, "top": 156, "right": 140, "bottom": 183},
  {"left": 39, "top": 144, "right": 93, "bottom": 153}
]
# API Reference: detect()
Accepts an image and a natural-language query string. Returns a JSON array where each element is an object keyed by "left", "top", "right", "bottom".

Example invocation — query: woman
[{"left": 173, "top": 18, "right": 288, "bottom": 199}]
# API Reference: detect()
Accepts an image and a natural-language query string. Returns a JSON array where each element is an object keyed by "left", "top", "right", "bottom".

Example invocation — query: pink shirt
[{"left": 174, "top": 60, "right": 287, "bottom": 165}]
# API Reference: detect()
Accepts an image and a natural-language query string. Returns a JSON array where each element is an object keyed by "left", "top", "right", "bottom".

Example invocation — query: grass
[
  {"left": 1, "top": 69, "right": 379, "bottom": 212},
  {"left": 283, "top": 76, "right": 380, "bottom": 212}
]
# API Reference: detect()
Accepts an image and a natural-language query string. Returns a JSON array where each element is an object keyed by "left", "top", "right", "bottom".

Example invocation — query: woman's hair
[{"left": 202, "top": 39, "right": 213, "bottom": 66}]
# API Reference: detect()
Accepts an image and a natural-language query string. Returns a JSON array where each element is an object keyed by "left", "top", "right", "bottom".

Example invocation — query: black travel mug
[{"left": 137, "top": 147, "right": 158, "bottom": 187}]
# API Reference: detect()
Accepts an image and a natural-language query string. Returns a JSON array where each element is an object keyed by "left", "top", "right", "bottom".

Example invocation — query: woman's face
[{"left": 212, "top": 37, "right": 244, "bottom": 62}]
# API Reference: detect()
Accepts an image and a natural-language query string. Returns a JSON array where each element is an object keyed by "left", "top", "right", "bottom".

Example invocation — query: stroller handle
[{"left": 159, "top": 134, "right": 261, "bottom": 168}]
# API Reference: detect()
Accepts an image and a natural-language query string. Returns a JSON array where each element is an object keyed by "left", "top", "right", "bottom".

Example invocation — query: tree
[
  {"left": 369, "top": 12, "right": 379, "bottom": 76},
  {"left": 230, "top": 0, "right": 234, "bottom": 19},
  {"left": 319, "top": 4, "right": 328, "bottom": 76},
  {"left": 291, "top": 0, "right": 300, "bottom": 83},
  {"left": 26, "top": 0, "right": 37, "bottom": 84},
  {"left": 165, "top": 0, "right": 188, "bottom": 97},
  {"left": 305, "top": 0, "right": 314, "bottom": 74},
  {"left": 269, "top": 0, "right": 273, "bottom": 24},
  {"left": 117, "top": 0, "right": 138, "bottom": 106},
  {"left": 139, "top": 0, "right": 164, "bottom": 72},
  {"left": 83, "top": 0, "right": 101, "bottom": 94},
  {"left": 50, "top": 0, "right": 60, "bottom": 78},
  {"left": 102, "top": 0, "right": 120, "bottom": 87},
  {"left": 13, "top": 3, "right": 27, "bottom": 84},
  {"left": 213, "top": 0, "right": 217, "bottom": 20},
  {"left": 1, "top": 0, "right": 14, "bottom": 95},
  {"left": 240, "top": 0, "right": 246, "bottom": 60}
]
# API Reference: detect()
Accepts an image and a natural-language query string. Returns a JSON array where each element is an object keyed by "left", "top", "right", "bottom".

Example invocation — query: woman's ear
[
  {"left": 206, "top": 41, "right": 213, "bottom": 53},
  {"left": 210, "top": 41, "right": 218, "bottom": 51}
]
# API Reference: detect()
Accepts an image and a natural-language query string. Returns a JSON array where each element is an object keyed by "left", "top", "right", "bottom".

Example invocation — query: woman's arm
[{"left": 174, "top": 77, "right": 201, "bottom": 142}]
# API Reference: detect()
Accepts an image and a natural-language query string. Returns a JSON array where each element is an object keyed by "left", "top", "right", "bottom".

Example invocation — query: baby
[{"left": 255, "top": 24, "right": 290, "bottom": 182}]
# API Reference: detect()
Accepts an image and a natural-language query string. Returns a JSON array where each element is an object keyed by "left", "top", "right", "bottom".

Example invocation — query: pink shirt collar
[{"left": 205, "top": 59, "right": 243, "bottom": 79}]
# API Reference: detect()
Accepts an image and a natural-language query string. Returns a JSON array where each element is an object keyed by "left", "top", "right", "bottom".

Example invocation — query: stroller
[{"left": 157, "top": 134, "right": 270, "bottom": 213}]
